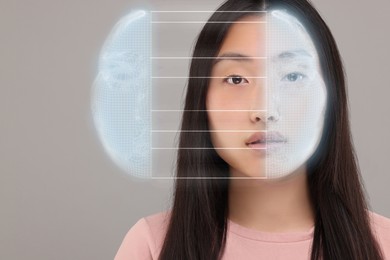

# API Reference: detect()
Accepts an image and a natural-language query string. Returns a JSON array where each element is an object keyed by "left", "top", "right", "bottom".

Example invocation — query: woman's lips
[
  {"left": 247, "top": 142, "right": 267, "bottom": 150},
  {"left": 245, "top": 131, "right": 287, "bottom": 151}
]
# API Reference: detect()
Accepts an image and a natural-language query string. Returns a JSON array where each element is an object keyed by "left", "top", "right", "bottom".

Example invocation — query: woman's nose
[
  {"left": 250, "top": 86, "right": 280, "bottom": 124},
  {"left": 250, "top": 110, "right": 279, "bottom": 123}
]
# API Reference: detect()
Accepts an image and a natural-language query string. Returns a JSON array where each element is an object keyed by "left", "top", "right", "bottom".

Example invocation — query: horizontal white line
[
  {"left": 152, "top": 148, "right": 266, "bottom": 150},
  {"left": 151, "top": 130, "right": 266, "bottom": 133},
  {"left": 150, "top": 57, "right": 267, "bottom": 59},
  {"left": 151, "top": 109, "right": 267, "bottom": 112},
  {"left": 151, "top": 21, "right": 267, "bottom": 24},
  {"left": 151, "top": 11, "right": 268, "bottom": 13},
  {"left": 151, "top": 76, "right": 267, "bottom": 79},
  {"left": 149, "top": 177, "right": 269, "bottom": 179}
]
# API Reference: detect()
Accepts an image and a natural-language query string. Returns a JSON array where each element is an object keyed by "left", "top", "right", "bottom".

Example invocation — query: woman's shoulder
[
  {"left": 114, "top": 210, "right": 171, "bottom": 260},
  {"left": 143, "top": 210, "right": 172, "bottom": 228},
  {"left": 368, "top": 211, "right": 390, "bottom": 258},
  {"left": 143, "top": 210, "right": 172, "bottom": 244},
  {"left": 369, "top": 211, "right": 390, "bottom": 234},
  {"left": 370, "top": 211, "right": 390, "bottom": 226}
]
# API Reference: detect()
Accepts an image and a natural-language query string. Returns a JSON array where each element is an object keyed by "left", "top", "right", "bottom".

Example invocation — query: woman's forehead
[
  {"left": 217, "top": 15, "right": 266, "bottom": 57},
  {"left": 216, "top": 11, "right": 318, "bottom": 62},
  {"left": 267, "top": 10, "right": 318, "bottom": 60}
]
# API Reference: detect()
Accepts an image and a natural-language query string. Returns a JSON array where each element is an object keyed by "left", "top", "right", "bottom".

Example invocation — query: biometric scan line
[{"left": 91, "top": 9, "right": 327, "bottom": 179}]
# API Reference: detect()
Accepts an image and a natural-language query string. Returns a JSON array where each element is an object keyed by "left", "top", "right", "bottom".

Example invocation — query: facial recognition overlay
[
  {"left": 92, "top": 10, "right": 207, "bottom": 179},
  {"left": 91, "top": 9, "right": 327, "bottom": 179},
  {"left": 264, "top": 11, "right": 327, "bottom": 178},
  {"left": 91, "top": 11, "right": 152, "bottom": 178}
]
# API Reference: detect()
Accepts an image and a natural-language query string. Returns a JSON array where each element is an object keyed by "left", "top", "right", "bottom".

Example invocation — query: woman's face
[{"left": 206, "top": 11, "right": 327, "bottom": 179}]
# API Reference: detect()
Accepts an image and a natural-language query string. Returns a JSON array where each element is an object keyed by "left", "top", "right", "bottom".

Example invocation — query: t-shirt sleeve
[{"left": 114, "top": 218, "right": 154, "bottom": 260}]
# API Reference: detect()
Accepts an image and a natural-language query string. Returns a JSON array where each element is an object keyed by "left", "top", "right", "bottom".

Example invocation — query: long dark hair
[{"left": 158, "top": 0, "right": 384, "bottom": 259}]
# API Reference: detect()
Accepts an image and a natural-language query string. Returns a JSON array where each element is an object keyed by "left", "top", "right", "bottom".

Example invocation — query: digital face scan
[
  {"left": 91, "top": 9, "right": 327, "bottom": 180},
  {"left": 208, "top": 11, "right": 327, "bottom": 179},
  {"left": 92, "top": 11, "right": 152, "bottom": 178},
  {"left": 265, "top": 11, "right": 327, "bottom": 178}
]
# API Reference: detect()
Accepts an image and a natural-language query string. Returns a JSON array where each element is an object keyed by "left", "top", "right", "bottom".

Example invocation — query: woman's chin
[{"left": 229, "top": 166, "right": 304, "bottom": 181}]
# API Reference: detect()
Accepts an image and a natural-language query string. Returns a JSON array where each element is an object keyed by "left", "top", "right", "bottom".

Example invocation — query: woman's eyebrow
[
  {"left": 213, "top": 52, "right": 258, "bottom": 65},
  {"left": 274, "top": 49, "right": 313, "bottom": 61}
]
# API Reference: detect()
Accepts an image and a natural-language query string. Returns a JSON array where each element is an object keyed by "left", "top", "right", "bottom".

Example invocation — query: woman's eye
[
  {"left": 225, "top": 75, "right": 249, "bottom": 85},
  {"left": 282, "top": 72, "right": 306, "bottom": 82}
]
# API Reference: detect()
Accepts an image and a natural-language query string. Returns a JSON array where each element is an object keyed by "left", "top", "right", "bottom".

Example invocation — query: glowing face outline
[{"left": 206, "top": 10, "right": 327, "bottom": 179}]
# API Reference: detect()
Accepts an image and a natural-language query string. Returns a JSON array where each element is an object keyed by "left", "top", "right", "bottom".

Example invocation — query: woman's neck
[{"left": 228, "top": 165, "right": 315, "bottom": 233}]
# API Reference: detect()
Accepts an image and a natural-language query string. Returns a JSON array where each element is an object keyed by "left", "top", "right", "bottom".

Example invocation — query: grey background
[{"left": 1, "top": 0, "right": 389, "bottom": 259}]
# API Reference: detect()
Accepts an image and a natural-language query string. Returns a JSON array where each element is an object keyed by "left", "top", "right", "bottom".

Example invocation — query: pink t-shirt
[{"left": 114, "top": 211, "right": 390, "bottom": 260}]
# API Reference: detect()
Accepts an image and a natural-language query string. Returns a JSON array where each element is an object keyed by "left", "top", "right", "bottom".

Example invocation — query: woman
[{"left": 115, "top": 0, "right": 390, "bottom": 259}]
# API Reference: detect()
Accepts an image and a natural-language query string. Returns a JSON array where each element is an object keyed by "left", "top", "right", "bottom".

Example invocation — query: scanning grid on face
[
  {"left": 264, "top": 10, "right": 327, "bottom": 178},
  {"left": 151, "top": 11, "right": 270, "bottom": 180},
  {"left": 206, "top": 14, "right": 268, "bottom": 179},
  {"left": 92, "top": 10, "right": 326, "bottom": 179},
  {"left": 206, "top": 10, "right": 327, "bottom": 179}
]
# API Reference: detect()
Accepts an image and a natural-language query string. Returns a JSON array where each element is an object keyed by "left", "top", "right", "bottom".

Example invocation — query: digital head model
[{"left": 92, "top": 8, "right": 327, "bottom": 180}]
